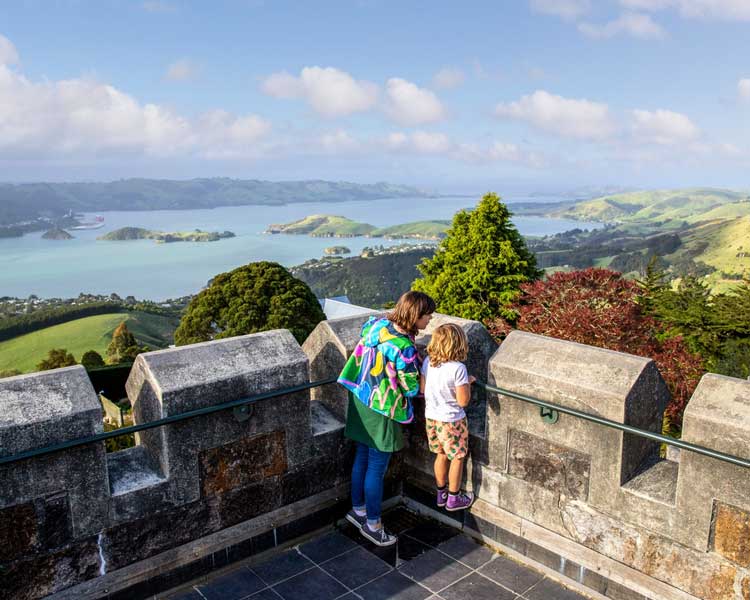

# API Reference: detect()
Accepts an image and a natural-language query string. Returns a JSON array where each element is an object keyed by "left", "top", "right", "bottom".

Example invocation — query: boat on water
[{"left": 70, "top": 215, "right": 105, "bottom": 230}]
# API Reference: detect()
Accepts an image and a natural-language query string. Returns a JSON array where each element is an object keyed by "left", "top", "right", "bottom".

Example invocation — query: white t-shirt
[{"left": 421, "top": 357, "right": 469, "bottom": 422}]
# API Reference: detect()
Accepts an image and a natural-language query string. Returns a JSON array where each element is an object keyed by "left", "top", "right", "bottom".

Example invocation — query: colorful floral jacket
[{"left": 337, "top": 317, "right": 420, "bottom": 423}]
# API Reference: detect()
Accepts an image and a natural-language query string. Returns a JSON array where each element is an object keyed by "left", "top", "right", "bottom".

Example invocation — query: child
[{"left": 420, "top": 323, "right": 475, "bottom": 511}]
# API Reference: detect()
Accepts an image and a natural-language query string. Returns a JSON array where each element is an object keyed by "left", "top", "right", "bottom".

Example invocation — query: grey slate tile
[
  {"left": 439, "top": 572, "right": 517, "bottom": 600},
  {"left": 478, "top": 554, "right": 544, "bottom": 594},
  {"left": 435, "top": 535, "right": 495, "bottom": 569},
  {"left": 251, "top": 549, "right": 315, "bottom": 586},
  {"left": 272, "top": 566, "right": 348, "bottom": 600},
  {"left": 356, "top": 570, "right": 433, "bottom": 600},
  {"left": 398, "top": 549, "right": 471, "bottom": 593},
  {"left": 320, "top": 546, "right": 392, "bottom": 589},
  {"left": 197, "top": 567, "right": 266, "bottom": 600},
  {"left": 299, "top": 531, "right": 358, "bottom": 563}
]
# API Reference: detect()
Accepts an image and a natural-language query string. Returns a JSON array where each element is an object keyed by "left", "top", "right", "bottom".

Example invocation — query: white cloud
[
  {"left": 629, "top": 108, "right": 700, "bottom": 145},
  {"left": 318, "top": 129, "right": 361, "bottom": 153},
  {"left": 432, "top": 67, "right": 465, "bottom": 90},
  {"left": 619, "top": 0, "right": 750, "bottom": 21},
  {"left": 0, "top": 35, "right": 19, "bottom": 66},
  {"left": 578, "top": 13, "right": 666, "bottom": 39},
  {"left": 495, "top": 90, "right": 616, "bottom": 140},
  {"left": 739, "top": 78, "right": 750, "bottom": 102},
  {"left": 0, "top": 64, "right": 270, "bottom": 160},
  {"left": 529, "top": 0, "right": 591, "bottom": 20},
  {"left": 383, "top": 131, "right": 546, "bottom": 167},
  {"left": 260, "top": 66, "right": 378, "bottom": 117},
  {"left": 383, "top": 78, "right": 446, "bottom": 126},
  {"left": 165, "top": 59, "right": 199, "bottom": 82}
]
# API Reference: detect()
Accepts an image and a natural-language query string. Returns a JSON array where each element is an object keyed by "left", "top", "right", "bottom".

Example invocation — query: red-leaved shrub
[{"left": 486, "top": 268, "right": 704, "bottom": 427}]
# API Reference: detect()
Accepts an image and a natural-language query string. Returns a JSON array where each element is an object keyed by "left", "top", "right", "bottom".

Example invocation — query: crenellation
[{"left": 0, "top": 318, "right": 749, "bottom": 599}]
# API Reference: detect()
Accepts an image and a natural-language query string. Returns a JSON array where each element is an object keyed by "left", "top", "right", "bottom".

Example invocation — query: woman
[{"left": 337, "top": 290, "right": 436, "bottom": 546}]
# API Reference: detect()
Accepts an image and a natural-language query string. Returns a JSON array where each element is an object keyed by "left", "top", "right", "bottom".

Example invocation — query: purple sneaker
[
  {"left": 446, "top": 491, "right": 474, "bottom": 512},
  {"left": 437, "top": 488, "right": 448, "bottom": 508}
]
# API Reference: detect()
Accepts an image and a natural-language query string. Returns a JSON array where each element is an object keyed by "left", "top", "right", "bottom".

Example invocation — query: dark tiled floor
[{"left": 161, "top": 510, "right": 590, "bottom": 600}]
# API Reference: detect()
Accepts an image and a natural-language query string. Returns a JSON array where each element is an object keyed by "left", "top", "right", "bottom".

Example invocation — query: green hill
[
  {"left": 0, "top": 311, "right": 180, "bottom": 373},
  {"left": 370, "top": 220, "right": 450, "bottom": 239},
  {"left": 556, "top": 189, "right": 749, "bottom": 224},
  {"left": 265, "top": 215, "right": 376, "bottom": 237}
]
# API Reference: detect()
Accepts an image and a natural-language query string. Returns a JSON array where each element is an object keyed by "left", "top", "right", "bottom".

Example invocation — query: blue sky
[{"left": 0, "top": 0, "right": 748, "bottom": 192}]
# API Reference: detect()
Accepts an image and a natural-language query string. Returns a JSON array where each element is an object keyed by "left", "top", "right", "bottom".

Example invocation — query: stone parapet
[
  {"left": 2, "top": 319, "right": 750, "bottom": 600},
  {"left": 0, "top": 330, "right": 352, "bottom": 600}
]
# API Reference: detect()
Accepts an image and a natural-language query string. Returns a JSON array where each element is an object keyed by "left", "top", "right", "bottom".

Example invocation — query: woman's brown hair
[
  {"left": 387, "top": 291, "right": 436, "bottom": 336},
  {"left": 427, "top": 323, "right": 468, "bottom": 367}
]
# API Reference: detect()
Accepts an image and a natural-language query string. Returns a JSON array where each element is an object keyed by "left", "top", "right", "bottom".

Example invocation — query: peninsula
[
  {"left": 99, "top": 228, "right": 236, "bottom": 243},
  {"left": 265, "top": 215, "right": 450, "bottom": 240}
]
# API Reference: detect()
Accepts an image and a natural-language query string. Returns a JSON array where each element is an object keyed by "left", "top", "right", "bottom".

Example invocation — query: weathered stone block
[
  {"left": 200, "top": 430, "right": 287, "bottom": 497},
  {"left": 102, "top": 500, "right": 213, "bottom": 571},
  {"left": 0, "top": 366, "right": 108, "bottom": 538},
  {"left": 712, "top": 501, "right": 750, "bottom": 568},
  {"left": 0, "top": 501, "right": 37, "bottom": 562},
  {"left": 485, "top": 330, "right": 672, "bottom": 538},
  {"left": 678, "top": 374, "right": 750, "bottom": 551},
  {"left": 1, "top": 536, "right": 101, "bottom": 600},
  {"left": 211, "top": 476, "right": 282, "bottom": 529},
  {"left": 125, "top": 330, "right": 312, "bottom": 507},
  {"left": 507, "top": 429, "right": 590, "bottom": 501}
]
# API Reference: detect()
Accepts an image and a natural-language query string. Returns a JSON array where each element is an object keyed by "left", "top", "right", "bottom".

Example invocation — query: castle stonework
[{"left": 0, "top": 316, "right": 748, "bottom": 599}]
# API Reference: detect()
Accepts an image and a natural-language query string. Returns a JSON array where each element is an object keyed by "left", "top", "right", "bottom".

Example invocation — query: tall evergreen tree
[
  {"left": 107, "top": 322, "right": 145, "bottom": 364},
  {"left": 412, "top": 192, "right": 540, "bottom": 321}
]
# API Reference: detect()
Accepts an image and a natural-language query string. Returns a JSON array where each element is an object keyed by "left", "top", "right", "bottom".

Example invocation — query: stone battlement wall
[{"left": 1, "top": 314, "right": 749, "bottom": 600}]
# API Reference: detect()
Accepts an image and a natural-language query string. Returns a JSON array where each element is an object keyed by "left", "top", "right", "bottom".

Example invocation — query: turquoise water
[{"left": 0, "top": 196, "right": 598, "bottom": 300}]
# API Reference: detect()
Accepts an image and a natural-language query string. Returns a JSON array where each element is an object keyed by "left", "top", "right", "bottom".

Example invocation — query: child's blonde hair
[{"left": 427, "top": 323, "right": 469, "bottom": 367}]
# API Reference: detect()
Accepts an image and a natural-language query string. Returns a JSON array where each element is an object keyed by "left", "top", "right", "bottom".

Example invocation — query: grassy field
[{"left": 0, "top": 311, "right": 180, "bottom": 373}]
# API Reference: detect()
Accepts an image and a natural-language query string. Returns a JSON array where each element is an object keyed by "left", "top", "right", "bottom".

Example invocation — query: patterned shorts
[{"left": 425, "top": 417, "right": 469, "bottom": 460}]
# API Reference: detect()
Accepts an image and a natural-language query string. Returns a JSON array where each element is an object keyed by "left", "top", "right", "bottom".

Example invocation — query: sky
[{"left": 0, "top": 0, "right": 749, "bottom": 192}]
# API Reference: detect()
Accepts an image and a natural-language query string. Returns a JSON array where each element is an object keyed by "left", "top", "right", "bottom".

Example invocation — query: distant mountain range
[{"left": 0, "top": 178, "right": 435, "bottom": 227}]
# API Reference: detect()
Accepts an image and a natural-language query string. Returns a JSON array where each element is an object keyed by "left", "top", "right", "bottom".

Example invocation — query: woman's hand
[{"left": 468, "top": 375, "right": 476, "bottom": 385}]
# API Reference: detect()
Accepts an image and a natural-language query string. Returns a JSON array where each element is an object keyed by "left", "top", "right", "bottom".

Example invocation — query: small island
[
  {"left": 99, "top": 228, "right": 236, "bottom": 243},
  {"left": 265, "top": 214, "right": 449, "bottom": 240},
  {"left": 324, "top": 246, "right": 351, "bottom": 256},
  {"left": 42, "top": 227, "right": 74, "bottom": 240}
]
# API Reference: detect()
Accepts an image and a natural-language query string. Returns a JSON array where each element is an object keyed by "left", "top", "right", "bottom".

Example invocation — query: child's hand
[{"left": 468, "top": 375, "right": 476, "bottom": 385}]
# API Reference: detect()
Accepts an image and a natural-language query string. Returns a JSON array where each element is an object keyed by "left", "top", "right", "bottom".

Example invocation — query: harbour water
[{"left": 0, "top": 196, "right": 598, "bottom": 300}]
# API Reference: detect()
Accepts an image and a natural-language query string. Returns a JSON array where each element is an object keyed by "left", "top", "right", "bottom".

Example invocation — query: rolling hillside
[
  {"left": 0, "top": 311, "right": 180, "bottom": 373},
  {"left": 556, "top": 189, "right": 750, "bottom": 225}
]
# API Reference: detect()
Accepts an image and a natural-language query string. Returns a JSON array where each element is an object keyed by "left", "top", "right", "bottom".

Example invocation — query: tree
[
  {"left": 174, "top": 261, "right": 326, "bottom": 346},
  {"left": 107, "top": 322, "right": 147, "bottom": 364},
  {"left": 487, "top": 268, "right": 705, "bottom": 428},
  {"left": 37, "top": 348, "right": 77, "bottom": 371},
  {"left": 412, "top": 192, "right": 541, "bottom": 321},
  {"left": 81, "top": 349, "right": 105, "bottom": 369}
]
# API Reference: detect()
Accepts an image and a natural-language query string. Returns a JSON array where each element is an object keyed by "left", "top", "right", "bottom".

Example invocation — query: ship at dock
[{"left": 70, "top": 215, "right": 105, "bottom": 230}]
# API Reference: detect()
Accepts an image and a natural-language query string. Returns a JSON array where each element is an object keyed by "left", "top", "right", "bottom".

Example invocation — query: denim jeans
[{"left": 351, "top": 442, "right": 392, "bottom": 524}]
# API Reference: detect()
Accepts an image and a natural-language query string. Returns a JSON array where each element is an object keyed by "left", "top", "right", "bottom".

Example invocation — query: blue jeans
[{"left": 351, "top": 442, "right": 392, "bottom": 524}]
